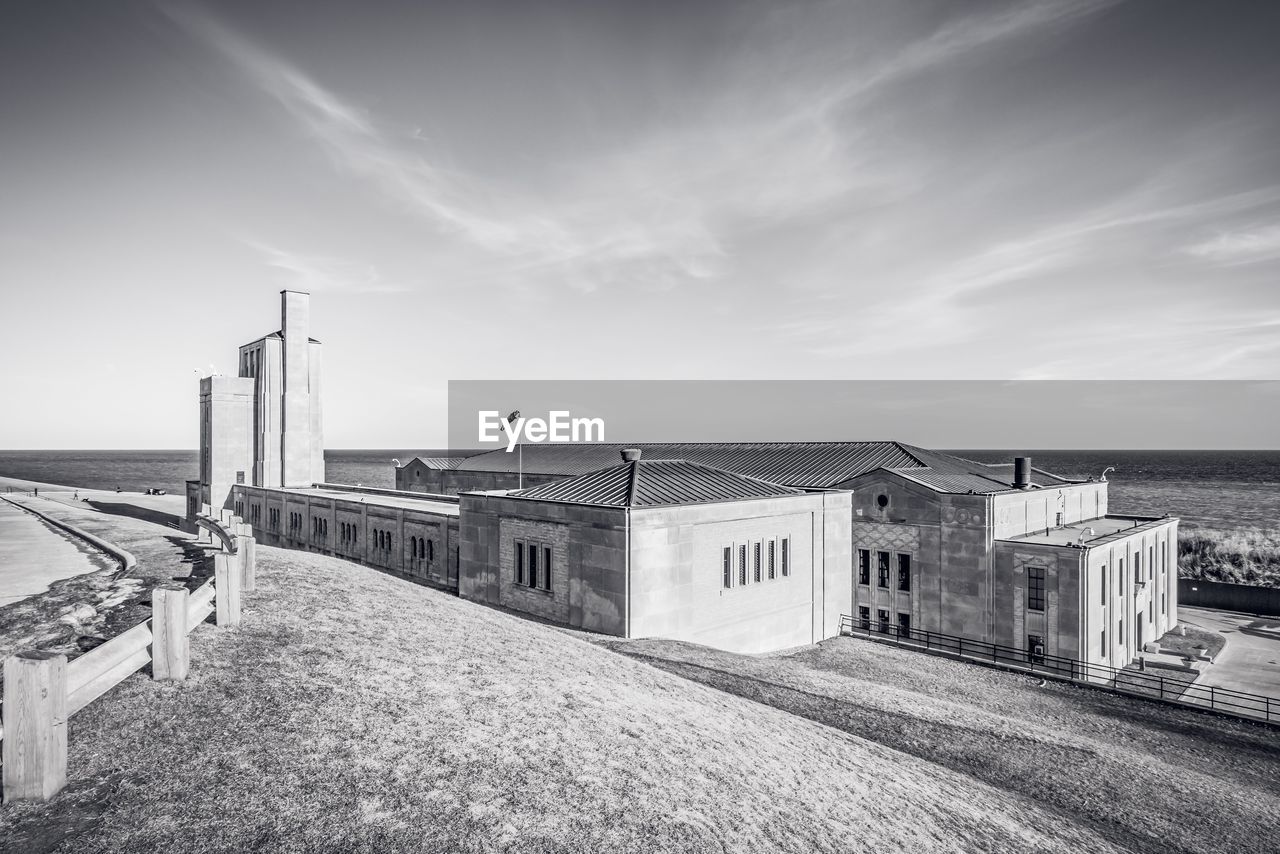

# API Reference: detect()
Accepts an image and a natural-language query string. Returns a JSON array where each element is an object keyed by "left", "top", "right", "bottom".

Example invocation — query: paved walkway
[{"left": 1180, "top": 605, "right": 1280, "bottom": 703}]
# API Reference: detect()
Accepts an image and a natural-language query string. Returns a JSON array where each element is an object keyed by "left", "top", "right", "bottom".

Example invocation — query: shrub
[{"left": 1178, "top": 527, "right": 1280, "bottom": 588}]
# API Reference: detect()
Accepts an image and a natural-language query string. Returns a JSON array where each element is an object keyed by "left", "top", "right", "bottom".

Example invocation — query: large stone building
[
  {"left": 839, "top": 456, "right": 1177, "bottom": 669},
  {"left": 194, "top": 296, "right": 1177, "bottom": 662},
  {"left": 191, "top": 290, "right": 324, "bottom": 517}
]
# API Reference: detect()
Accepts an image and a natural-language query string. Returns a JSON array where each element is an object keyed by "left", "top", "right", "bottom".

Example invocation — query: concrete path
[{"left": 1179, "top": 606, "right": 1280, "bottom": 711}]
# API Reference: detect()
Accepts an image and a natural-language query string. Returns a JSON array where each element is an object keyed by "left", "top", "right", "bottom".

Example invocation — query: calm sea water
[
  {"left": 0, "top": 450, "right": 456, "bottom": 494},
  {"left": 1, "top": 449, "right": 1277, "bottom": 531}
]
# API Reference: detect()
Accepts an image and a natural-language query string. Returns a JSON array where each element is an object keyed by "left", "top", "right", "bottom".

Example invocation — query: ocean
[{"left": 0, "top": 449, "right": 1277, "bottom": 531}]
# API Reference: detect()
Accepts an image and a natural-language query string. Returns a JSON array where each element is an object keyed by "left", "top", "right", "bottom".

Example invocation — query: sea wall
[
  {"left": 1178, "top": 578, "right": 1280, "bottom": 617},
  {"left": 0, "top": 496, "right": 137, "bottom": 573}
]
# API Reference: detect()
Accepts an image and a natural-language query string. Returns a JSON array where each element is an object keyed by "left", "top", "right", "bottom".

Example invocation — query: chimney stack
[
  {"left": 621, "top": 448, "right": 642, "bottom": 462},
  {"left": 1013, "top": 456, "right": 1032, "bottom": 489}
]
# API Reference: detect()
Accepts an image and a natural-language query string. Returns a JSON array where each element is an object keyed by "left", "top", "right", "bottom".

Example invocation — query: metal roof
[
  {"left": 511, "top": 458, "right": 804, "bottom": 507},
  {"left": 887, "top": 468, "right": 1014, "bottom": 494},
  {"left": 409, "top": 456, "right": 467, "bottom": 470},
  {"left": 457, "top": 442, "right": 927, "bottom": 488}
]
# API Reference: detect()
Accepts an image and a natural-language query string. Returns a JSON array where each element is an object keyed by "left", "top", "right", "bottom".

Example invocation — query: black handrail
[{"left": 838, "top": 615, "right": 1274, "bottom": 725}]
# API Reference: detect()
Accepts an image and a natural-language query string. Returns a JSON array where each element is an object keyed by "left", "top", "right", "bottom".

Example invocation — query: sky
[{"left": 2, "top": 0, "right": 1279, "bottom": 449}]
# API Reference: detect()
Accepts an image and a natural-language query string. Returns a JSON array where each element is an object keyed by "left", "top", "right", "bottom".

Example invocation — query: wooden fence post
[
  {"left": 235, "top": 534, "right": 257, "bottom": 593},
  {"left": 151, "top": 585, "right": 189, "bottom": 681},
  {"left": 215, "top": 552, "right": 241, "bottom": 628},
  {"left": 2, "top": 651, "right": 68, "bottom": 802}
]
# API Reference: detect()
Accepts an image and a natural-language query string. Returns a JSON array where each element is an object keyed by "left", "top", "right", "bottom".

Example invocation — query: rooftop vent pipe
[
  {"left": 1013, "top": 456, "right": 1032, "bottom": 489},
  {"left": 621, "top": 448, "right": 642, "bottom": 462},
  {"left": 1077, "top": 527, "right": 1095, "bottom": 544}
]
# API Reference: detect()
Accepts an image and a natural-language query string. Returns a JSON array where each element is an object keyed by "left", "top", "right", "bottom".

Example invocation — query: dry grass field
[
  {"left": 2, "top": 538, "right": 1278, "bottom": 853},
  {"left": 596, "top": 636, "right": 1280, "bottom": 854}
]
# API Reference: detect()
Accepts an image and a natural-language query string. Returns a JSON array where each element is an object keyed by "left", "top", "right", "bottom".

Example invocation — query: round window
[{"left": 876, "top": 494, "right": 889, "bottom": 508}]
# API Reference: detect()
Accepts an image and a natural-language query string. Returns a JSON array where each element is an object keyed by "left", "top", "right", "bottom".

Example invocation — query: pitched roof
[
  {"left": 457, "top": 441, "right": 927, "bottom": 488},
  {"left": 885, "top": 468, "right": 1015, "bottom": 495},
  {"left": 409, "top": 456, "right": 467, "bottom": 470},
  {"left": 510, "top": 458, "right": 804, "bottom": 507}
]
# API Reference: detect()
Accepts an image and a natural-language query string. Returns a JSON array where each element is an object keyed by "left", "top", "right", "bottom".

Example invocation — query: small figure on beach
[
  {"left": 74, "top": 491, "right": 78, "bottom": 500},
  {"left": 115, "top": 485, "right": 121, "bottom": 493},
  {"left": 33, "top": 488, "right": 38, "bottom": 497}
]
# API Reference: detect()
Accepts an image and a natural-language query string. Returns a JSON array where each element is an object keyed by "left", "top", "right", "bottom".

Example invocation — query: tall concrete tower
[
  {"left": 281, "top": 290, "right": 317, "bottom": 488},
  {"left": 193, "top": 291, "right": 325, "bottom": 513}
]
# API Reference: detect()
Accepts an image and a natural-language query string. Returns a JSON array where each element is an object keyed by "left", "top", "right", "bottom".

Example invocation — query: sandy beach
[
  {"left": 0, "top": 498, "right": 117, "bottom": 606},
  {"left": 0, "top": 476, "right": 182, "bottom": 607}
]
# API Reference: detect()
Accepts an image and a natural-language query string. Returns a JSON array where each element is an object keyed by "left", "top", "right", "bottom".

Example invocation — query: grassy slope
[
  {"left": 593, "top": 636, "right": 1280, "bottom": 854},
  {"left": 3, "top": 547, "right": 1134, "bottom": 854}
]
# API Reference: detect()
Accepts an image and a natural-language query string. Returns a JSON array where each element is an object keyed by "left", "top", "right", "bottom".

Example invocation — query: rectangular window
[
  {"left": 781, "top": 539, "right": 790, "bottom": 577},
  {"left": 1162, "top": 592, "right": 1166, "bottom": 613},
  {"left": 753, "top": 542, "right": 762, "bottom": 583},
  {"left": 1118, "top": 558, "right": 1124, "bottom": 595},
  {"left": 739, "top": 545, "right": 747, "bottom": 585},
  {"left": 877, "top": 551, "right": 890, "bottom": 588},
  {"left": 723, "top": 547, "right": 732, "bottom": 589},
  {"left": 1149, "top": 546, "right": 1154, "bottom": 579},
  {"left": 1134, "top": 553, "right": 1140, "bottom": 579},
  {"left": 543, "top": 546, "right": 553, "bottom": 591},
  {"left": 528, "top": 543, "right": 538, "bottom": 589},
  {"left": 858, "top": 549, "right": 870, "bottom": 585},
  {"left": 1100, "top": 565, "right": 1107, "bottom": 604},
  {"left": 897, "top": 554, "right": 911, "bottom": 592},
  {"left": 858, "top": 606, "right": 870, "bottom": 629},
  {"left": 1118, "top": 618, "right": 1124, "bottom": 643},
  {"left": 1101, "top": 629, "right": 1106, "bottom": 653},
  {"left": 877, "top": 609, "right": 890, "bottom": 633},
  {"left": 515, "top": 539, "right": 525, "bottom": 586},
  {"left": 768, "top": 540, "right": 776, "bottom": 580},
  {"left": 1027, "top": 567, "right": 1045, "bottom": 612},
  {"left": 897, "top": 612, "right": 911, "bottom": 638}
]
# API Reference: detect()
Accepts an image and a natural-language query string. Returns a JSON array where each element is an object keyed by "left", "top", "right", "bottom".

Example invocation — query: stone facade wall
[
  {"left": 460, "top": 491, "right": 850, "bottom": 652},
  {"left": 497, "top": 518, "right": 572, "bottom": 624},
  {"left": 992, "top": 545, "right": 1082, "bottom": 659},
  {"left": 992, "top": 483, "right": 1107, "bottom": 539},
  {"left": 458, "top": 494, "right": 629, "bottom": 635},
  {"left": 405, "top": 468, "right": 565, "bottom": 496},
  {"left": 233, "top": 485, "right": 461, "bottom": 591}
]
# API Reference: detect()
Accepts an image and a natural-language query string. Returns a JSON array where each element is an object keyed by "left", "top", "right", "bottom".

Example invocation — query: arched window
[
  {"left": 427, "top": 540, "right": 434, "bottom": 561},
  {"left": 411, "top": 536, "right": 418, "bottom": 558}
]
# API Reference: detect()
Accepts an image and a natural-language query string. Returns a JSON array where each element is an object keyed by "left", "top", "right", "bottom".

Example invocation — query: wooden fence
[{"left": 1, "top": 507, "right": 256, "bottom": 802}]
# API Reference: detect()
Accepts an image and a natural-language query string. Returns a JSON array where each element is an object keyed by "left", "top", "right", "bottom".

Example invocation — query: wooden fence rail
[{"left": 1, "top": 511, "right": 256, "bottom": 802}]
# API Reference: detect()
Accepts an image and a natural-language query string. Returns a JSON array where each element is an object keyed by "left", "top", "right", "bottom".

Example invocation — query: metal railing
[{"left": 839, "top": 615, "right": 1275, "bottom": 725}]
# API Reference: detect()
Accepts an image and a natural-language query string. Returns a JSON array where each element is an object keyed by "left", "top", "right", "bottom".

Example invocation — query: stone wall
[
  {"left": 458, "top": 493, "right": 629, "bottom": 635},
  {"left": 232, "top": 485, "right": 461, "bottom": 591}
]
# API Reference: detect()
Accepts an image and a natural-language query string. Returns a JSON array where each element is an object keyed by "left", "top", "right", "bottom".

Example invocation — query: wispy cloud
[
  {"left": 164, "top": 3, "right": 731, "bottom": 293},
  {"left": 804, "top": 0, "right": 1117, "bottom": 121},
  {"left": 1184, "top": 223, "right": 1280, "bottom": 266},
  {"left": 164, "top": 1, "right": 1119, "bottom": 297},
  {"left": 246, "top": 242, "right": 408, "bottom": 294}
]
